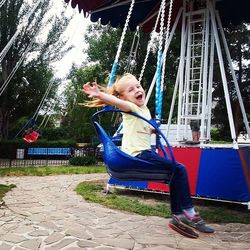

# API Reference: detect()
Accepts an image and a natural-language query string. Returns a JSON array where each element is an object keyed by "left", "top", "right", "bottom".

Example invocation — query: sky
[{"left": 51, "top": 1, "right": 91, "bottom": 79}]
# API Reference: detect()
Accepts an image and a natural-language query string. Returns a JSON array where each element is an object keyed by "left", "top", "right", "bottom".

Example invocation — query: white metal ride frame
[{"left": 170, "top": 0, "right": 250, "bottom": 149}]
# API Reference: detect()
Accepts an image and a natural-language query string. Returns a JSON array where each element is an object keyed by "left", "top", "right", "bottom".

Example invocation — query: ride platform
[{"left": 108, "top": 144, "right": 250, "bottom": 208}]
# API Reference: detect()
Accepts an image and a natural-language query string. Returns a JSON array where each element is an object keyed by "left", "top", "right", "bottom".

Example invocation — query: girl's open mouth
[{"left": 136, "top": 94, "right": 143, "bottom": 100}]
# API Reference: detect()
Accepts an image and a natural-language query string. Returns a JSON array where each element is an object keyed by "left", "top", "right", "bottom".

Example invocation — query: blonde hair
[{"left": 83, "top": 73, "right": 138, "bottom": 107}]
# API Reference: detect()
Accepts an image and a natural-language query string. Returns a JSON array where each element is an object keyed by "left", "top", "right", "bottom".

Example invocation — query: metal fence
[
  {"left": 0, "top": 159, "right": 69, "bottom": 168},
  {"left": 0, "top": 146, "right": 102, "bottom": 168}
]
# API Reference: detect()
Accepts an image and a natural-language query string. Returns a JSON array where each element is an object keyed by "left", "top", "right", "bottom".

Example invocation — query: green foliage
[
  {"left": 0, "top": 184, "right": 16, "bottom": 201},
  {"left": 212, "top": 23, "right": 250, "bottom": 136},
  {"left": 0, "top": 0, "right": 72, "bottom": 139},
  {"left": 209, "top": 128, "right": 231, "bottom": 143},
  {"left": 210, "top": 128, "right": 220, "bottom": 141},
  {"left": 62, "top": 64, "right": 107, "bottom": 142},
  {"left": 86, "top": 23, "right": 180, "bottom": 120},
  {"left": 7, "top": 63, "right": 60, "bottom": 138},
  {"left": 63, "top": 23, "right": 180, "bottom": 140},
  {"left": 39, "top": 127, "right": 70, "bottom": 141},
  {"left": 69, "top": 156, "right": 97, "bottom": 166},
  {"left": 0, "top": 139, "right": 76, "bottom": 147},
  {"left": 62, "top": 20, "right": 250, "bottom": 143}
]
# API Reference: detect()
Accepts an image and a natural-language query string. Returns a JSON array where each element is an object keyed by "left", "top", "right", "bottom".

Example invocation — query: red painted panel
[
  {"left": 148, "top": 182, "right": 170, "bottom": 192},
  {"left": 148, "top": 147, "right": 201, "bottom": 195},
  {"left": 172, "top": 147, "right": 201, "bottom": 195}
]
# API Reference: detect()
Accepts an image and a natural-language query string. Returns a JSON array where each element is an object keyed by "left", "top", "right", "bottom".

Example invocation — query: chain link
[
  {"left": 161, "top": 0, "right": 174, "bottom": 91},
  {"left": 158, "top": 0, "right": 166, "bottom": 53},
  {"left": 114, "top": 0, "right": 135, "bottom": 64},
  {"left": 139, "top": 2, "right": 163, "bottom": 83}
]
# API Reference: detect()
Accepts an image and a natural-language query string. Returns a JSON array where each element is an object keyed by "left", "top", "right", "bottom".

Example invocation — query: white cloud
[{"left": 51, "top": 1, "right": 91, "bottom": 79}]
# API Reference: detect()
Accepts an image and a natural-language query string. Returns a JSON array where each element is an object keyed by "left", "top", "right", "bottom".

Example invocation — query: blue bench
[{"left": 27, "top": 148, "right": 71, "bottom": 156}]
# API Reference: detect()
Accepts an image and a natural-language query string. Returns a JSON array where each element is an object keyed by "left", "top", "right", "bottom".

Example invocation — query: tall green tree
[
  {"left": 0, "top": 0, "right": 72, "bottom": 139},
  {"left": 63, "top": 23, "right": 181, "bottom": 142},
  {"left": 85, "top": 23, "right": 181, "bottom": 118},
  {"left": 212, "top": 23, "right": 250, "bottom": 139},
  {"left": 62, "top": 64, "right": 107, "bottom": 142}
]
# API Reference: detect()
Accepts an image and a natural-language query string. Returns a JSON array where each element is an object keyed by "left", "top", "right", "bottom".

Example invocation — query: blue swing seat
[{"left": 92, "top": 109, "right": 176, "bottom": 183}]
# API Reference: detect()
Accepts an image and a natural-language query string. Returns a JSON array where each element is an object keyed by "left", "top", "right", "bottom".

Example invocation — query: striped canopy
[{"left": 65, "top": 0, "right": 250, "bottom": 32}]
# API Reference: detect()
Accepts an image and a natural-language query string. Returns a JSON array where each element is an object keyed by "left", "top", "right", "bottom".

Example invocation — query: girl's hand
[
  {"left": 82, "top": 81, "right": 131, "bottom": 111},
  {"left": 82, "top": 82, "right": 100, "bottom": 98},
  {"left": 150, "top": 128, "right": 157, "bottom": 134}
]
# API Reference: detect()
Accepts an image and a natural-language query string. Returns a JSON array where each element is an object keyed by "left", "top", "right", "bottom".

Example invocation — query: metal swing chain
[
  {"left": 108, "top": 0, "right": 135, "bottom": 87},
  {"left": 138, "top": 2, "right": 163, "bottom": 84},
  {"left": 32, "top": 81, "right": 54, "bottom": 122},
  {"left": 155, "top": 0, "right": 166, "bottom": 120},
  {"left": 0, "top": 0, "right": 6, "bottom": 8},
  {"left": 161, "top": 0, "right": 174, "bottom": 92},
  {"left": 125, "top": 26, "right": 140, "bottom": 73},
  {"left": 0, "top": 0, "right": 42, "bottom": 63},
  {"left": 0, "top": 39, "right": 35, "bottom": 96},
  {"left": 159, "top": 0, "right": 166, "bottom": 54},
  {"left": 155, "top": 0, "right": 174, "bottom": 121},
  {"left": 114, "top": 0, "right": 135, "bottom": 64}
]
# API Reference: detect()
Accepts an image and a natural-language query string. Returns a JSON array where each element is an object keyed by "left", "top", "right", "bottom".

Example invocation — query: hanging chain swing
[{"left": 15, "top": 78, "right": 55, "bottom": 143}]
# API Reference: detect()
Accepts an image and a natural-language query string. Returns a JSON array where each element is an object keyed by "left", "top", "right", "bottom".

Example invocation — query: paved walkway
[{"left": 0, "top": 174, "right": 250, "bottom": 250}]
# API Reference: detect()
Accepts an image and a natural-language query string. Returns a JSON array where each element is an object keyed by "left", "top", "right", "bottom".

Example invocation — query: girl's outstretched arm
[{"left": 82, "top": 82, "right": 131, "bottom": 112}]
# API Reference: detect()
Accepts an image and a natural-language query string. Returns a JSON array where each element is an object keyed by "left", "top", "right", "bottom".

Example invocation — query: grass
[
  {"left": 0, "top": 165, "right": 106, "bottom": 177},
  {"left": 75, "top": 180, "right": 172, "bottom": 218},
  {"left": 210, "top": 140, "right": 232, "bottom": 144},
  {"left": 75, "top": 180, "right": 250, "bottom": 224},
  {"left": 0, "top": 184, "right": 16, "bottom": 202}
]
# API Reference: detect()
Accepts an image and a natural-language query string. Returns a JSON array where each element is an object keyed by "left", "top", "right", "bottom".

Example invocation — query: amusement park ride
[{"left": 65, "top": 0, "right": 250, "bottom": 207}]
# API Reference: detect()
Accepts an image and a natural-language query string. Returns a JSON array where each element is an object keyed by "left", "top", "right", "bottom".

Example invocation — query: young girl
[{"left": 82, "top": 73, "right": 214, "bottom": 237}]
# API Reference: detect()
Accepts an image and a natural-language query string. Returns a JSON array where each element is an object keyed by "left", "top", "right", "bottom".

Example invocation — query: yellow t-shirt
[{"left": 121, "top": 101, "right": 152, "bottom": 156}]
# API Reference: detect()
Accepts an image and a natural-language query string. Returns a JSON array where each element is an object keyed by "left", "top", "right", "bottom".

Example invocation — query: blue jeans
[{"left": 136, "top": 150, "right": 193, "bottom": 215}]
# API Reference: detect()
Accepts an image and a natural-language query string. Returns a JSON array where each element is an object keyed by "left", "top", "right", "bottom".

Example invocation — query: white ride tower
[{"left": 165, "top": 0, "right": 250, "bottom": 148}]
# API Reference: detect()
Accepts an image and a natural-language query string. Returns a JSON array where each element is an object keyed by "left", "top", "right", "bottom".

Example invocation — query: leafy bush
[
  {"left": 69, "top": 156, "right": 97, "bottom": 166},
  {"left": 39, "top": 127, "right": 70, "bottom": 141},
  {"left": 28, "top": 139, "right": 76, "bottom": 147},
  {"left": 210, "top": 128, "right": 232, "bottom": 142},
  {"left": 210, "top": 128, "right": 220, "bottom": 141},
  {"left": 0, "top": 139, "right": 76, "bottom": 147}
]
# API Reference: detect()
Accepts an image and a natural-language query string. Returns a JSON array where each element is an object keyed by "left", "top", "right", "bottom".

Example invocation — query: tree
[
  {"left": 84, "top": 23, "right": 180, "bottom": 116},
  {"left": 63, "top": 23, "right": 181, "bottom": 142},
  {"left": 0, "top": 0, "right": 72, "bottom": 139},
  {"left": 62, "top": 64, "right": 107, "bottom": 142},
  {"left": 212, "top": 23, "right": 250, "bottom": 139}
]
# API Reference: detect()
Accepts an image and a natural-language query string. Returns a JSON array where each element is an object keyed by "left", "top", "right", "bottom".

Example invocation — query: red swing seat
[{"left": 23, "top": 131, "right": 40, "bottom": 143}]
